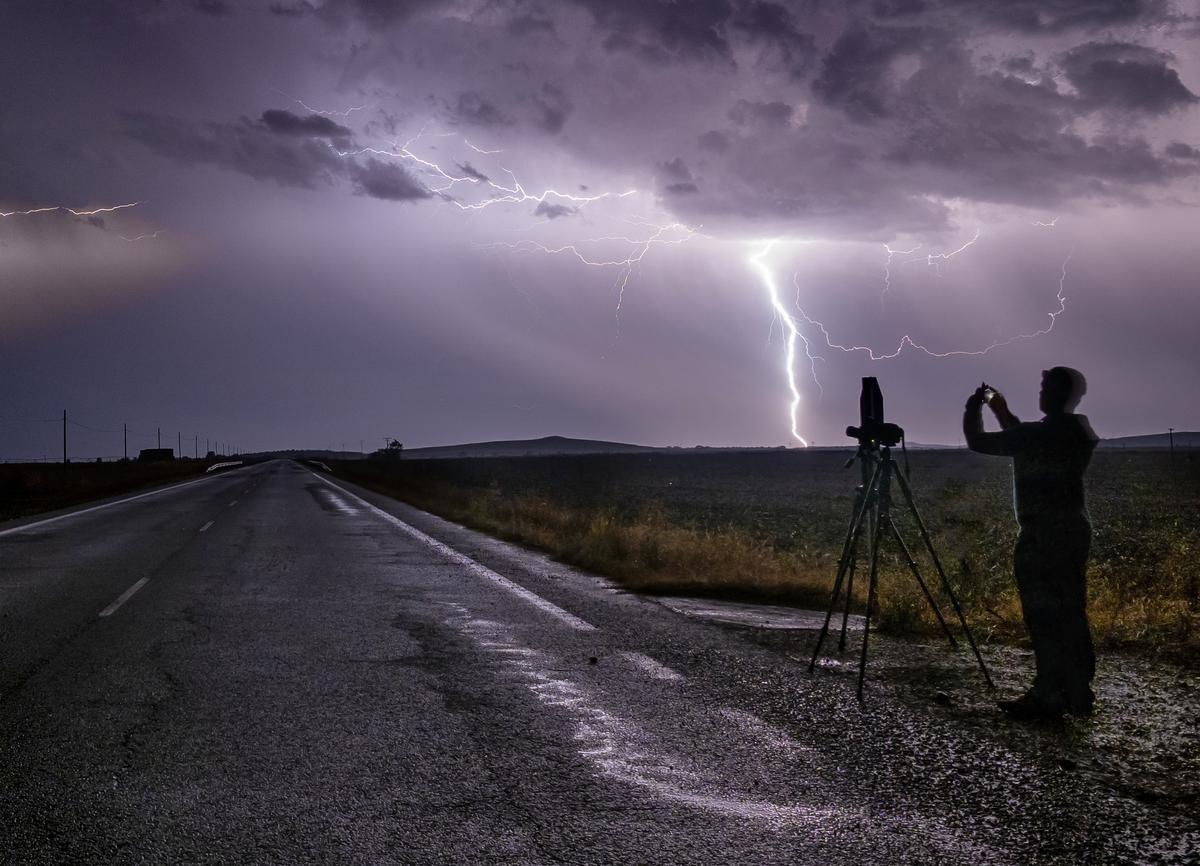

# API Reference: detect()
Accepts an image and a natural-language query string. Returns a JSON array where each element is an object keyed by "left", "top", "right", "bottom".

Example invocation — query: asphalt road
[{"left": 0, "top": 459, "right": 1194, "bottom": 865}]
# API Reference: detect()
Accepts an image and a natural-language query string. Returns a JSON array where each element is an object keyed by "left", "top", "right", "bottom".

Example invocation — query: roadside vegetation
[
  {"left": 332, "top": 449, "right": 1198, "bottom": 659},
  {"left": 0, "top": 460, "right": 227, "bottom": 523}
]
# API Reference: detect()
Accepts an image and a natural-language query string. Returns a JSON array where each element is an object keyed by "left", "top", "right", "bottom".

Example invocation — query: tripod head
[{"left": 845, "top": 377, "right": 904, "bottom": 449}]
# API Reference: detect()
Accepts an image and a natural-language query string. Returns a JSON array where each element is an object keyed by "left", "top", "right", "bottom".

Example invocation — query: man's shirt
[{"left": 964, "top": 409, "right": 1098, "bottom": 524}]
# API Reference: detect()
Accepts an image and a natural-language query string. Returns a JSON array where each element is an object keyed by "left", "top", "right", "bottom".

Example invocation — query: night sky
[{"left": 2, "top": 0, "right": 1198, "bottom": 458}]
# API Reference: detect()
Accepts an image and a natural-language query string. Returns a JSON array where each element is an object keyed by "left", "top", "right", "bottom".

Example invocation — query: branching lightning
[
  {"left": 794, "top": 250, "right": 1072, "bottom": 361},
  {"left": 331, "top": 128, "right": 636, "bottom": 211},
  {"left": 482, "top": 222, "right": 701, "bottom": 321},
  {"left": 750, "top": 241, "right": 816, "bottom": 447},
  {"left": 272, "top": 88, "right": 371, "bottom": 118}
]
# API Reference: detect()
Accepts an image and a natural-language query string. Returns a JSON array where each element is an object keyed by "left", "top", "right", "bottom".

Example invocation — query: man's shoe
[{"left": 997, "top": 690, "right": 1065, "bottom": 721}]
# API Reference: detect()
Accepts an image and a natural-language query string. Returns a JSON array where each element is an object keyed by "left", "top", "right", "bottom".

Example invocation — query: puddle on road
[{"left": 657, "top": 596, "right": 865, "bottom": 631}]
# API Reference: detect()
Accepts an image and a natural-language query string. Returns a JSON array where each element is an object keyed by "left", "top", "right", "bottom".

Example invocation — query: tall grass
[{"left": 331, "top": 449, "right": 1198, "bottom": 658}]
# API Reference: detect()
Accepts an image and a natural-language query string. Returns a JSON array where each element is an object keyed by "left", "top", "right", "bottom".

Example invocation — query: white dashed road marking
[
  {"left": 199, "top": 521, "right": 214, "bottom": 533},
  {"left": 99, "top": 578, "right": 150, "bottom": 618}
]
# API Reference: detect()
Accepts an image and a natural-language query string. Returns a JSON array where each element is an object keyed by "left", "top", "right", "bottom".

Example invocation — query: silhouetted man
[{"left": 964, "top": 367, "right": 1098, "bottom": 720}]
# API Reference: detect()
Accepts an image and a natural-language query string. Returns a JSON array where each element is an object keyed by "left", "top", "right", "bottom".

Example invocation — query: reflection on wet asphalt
[{"left": 0, "top": 460, "right": 1195, "bottom": 864}]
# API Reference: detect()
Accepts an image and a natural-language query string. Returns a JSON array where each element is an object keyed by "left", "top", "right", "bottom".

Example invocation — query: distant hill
[
  {"left": 263, "top": 431, "right": 1199, "bottom": 462},
  {"left": 405, "top": 435, "right": 658, "bottom": 459},
  {"left": 1098, "top": 432, "right": 1199, "bottom": 449}
]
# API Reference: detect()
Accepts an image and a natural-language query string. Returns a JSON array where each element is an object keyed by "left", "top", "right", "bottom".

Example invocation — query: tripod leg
[
  {"left": 856, "top": 510, "right": 887, "bottom": 702},
  {"left": 837, "top": 543, "right": 858, "bottom": 652},
  {"left": 886, "top": 516, "right": 957, "bottom": 648},
  {"left": 809, "top": 461, "right": 883, "bottom": 672},
  {"left": 894, "top": 470, "right": 994, "bottom": 688}
]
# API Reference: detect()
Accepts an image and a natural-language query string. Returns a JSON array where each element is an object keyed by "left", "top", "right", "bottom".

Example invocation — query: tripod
[{"left": 808, "top": 444, "right": 994, "bottom": 699}]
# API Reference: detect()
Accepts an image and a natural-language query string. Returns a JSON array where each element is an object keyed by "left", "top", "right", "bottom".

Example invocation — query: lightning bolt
[
  {"left": 121, "top": 229, "right": 167, "bottom": 242},
  {"left": 331, "top": 128, "right": 637, "bottom": 210},
  {"left": 793, "top": 250, "right": 1073, "bottom": 361},
  {"left": 750, "top": 241, "right": 816, "bottom": 447},
  {"left": 898, "top": 227, "right": 981, "bottom": 275},
  {"left": 272, "top": 88, "right": 371, "bottom": 118},
  {"left": 1, "top": 202, "right": 141, "bottom": 218},
  {"left": 482, "top": 222, "right": 700, "bottom": 321},
  {"left": 881, "top": 242, "right": 921, "bottom": 295}
]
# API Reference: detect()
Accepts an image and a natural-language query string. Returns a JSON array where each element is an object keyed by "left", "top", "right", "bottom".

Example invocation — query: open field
[
  {"left": 0, "top": 460, "right": 234, "bottom": 523},
  {"left": 329, "top": 448, "right": 1200, "bottom": 659}
]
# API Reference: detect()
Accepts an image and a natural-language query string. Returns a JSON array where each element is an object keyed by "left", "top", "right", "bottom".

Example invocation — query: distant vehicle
[{"left": 138, "top": 448, "right": 175, "bottom": 462}]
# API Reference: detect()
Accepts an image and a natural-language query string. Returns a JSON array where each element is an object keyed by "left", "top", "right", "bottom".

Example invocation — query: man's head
[{"left": 1039, "top": 366, "right": 1087, "bottom": 414}]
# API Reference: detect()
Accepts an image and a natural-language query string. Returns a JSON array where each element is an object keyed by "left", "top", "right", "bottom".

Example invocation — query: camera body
[{"left": 845, "top": 376, "right": 905, "bottom": 448}]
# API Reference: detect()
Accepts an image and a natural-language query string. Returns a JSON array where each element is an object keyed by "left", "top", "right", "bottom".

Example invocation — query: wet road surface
[{"left": 1, "top": 459, "right": 1195, "bottom": 864}]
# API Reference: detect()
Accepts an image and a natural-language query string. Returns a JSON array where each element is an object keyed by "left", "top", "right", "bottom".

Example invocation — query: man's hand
[
  {"left": 965, "top": 382, "right": 989, "bottom": 411},
  {"left": 987, "top": 390, "right": 1021, "bottom": 430}
]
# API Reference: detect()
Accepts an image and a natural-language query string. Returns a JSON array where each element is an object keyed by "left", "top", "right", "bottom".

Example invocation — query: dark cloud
[
  {"left": 1166, "top": 142, "right": 1200, "bottom": 160},
  {"left": 457, "top": 162, "right": 489, "bottom": 182},
  {"left": 453, "top": 92, "right": 510, "bottom": 128},
  {"left": 658, "top": 157, "right": 699, "bottom": 195},
  {"left": 1060, "top": 42, "right": 1197, "bottom": 113},
  {"left": 730, "top": 1, "right": 817, "bottom": 77},
  {"left": 658, "top": 157, "right": 694, "bottom": 183},
  {"left": 728, "top": 99, "right": 793, "bottom": 128},
  {"left": 349, "top": 157, "right": 430, "bottom": 201},
  {"left": 122, "top": 111, "right": 346, "bottom": 189},
  {"left": 533, "top": 201, "right": 575, "bottom": 219},
  {"left": 190, "top": 0, "right": 231, "bottom": 16},
  {"left": 698, "top": 130, "right": 731, "bottom": 153},
  {"left": 506, "top": 11, "right": 556, "bottom": 37},
  {"left": 573, "top": 0, "right": 736, "bottom": 64},
  {"left": 267, "top": 0, "right": 440, "bottom": 26},
  {"left": 530, "top": 83, "right": 572, "bottom": 134},
  {"left": 260, "top": 109, "right": 352, "bottom": 139},
  {"left": 871, "top": 0, "right": 1171, "bottom": 34},
  {"left": 811, "top": 22, "right": 930, "bottom": 122}
]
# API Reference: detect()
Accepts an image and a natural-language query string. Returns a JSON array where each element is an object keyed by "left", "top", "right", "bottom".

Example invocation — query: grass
[
  {"left": 336, "top": 448, "right": 1198, "bottom": 659},
  {"left": 0, "top": 460, "right": 225, "bottom": 523}
]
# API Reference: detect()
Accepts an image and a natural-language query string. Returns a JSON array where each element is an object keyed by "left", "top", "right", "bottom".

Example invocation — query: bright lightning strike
[{"left": 750, "top": 241, "right": 815, "bottom": 447}]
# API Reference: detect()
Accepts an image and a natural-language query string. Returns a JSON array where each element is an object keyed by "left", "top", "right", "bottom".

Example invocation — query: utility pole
[
  {"left": 157, "top": 427, "right": 161, "bottom": 449},
  {"left": 177, "top": 431, "right": 181, "bottom": 459},
  {"left": 62, "top": 410, "right": 67, "bottom": 464},
  {"left": 1169, "top": 427, "right": 1175, "bottom": 462},
  {"left": 194, "top": 435, "right": 198, "bottom": 459},
  {"left": 123, "top": 423, "right": 128, "bottom": 461},
  {"left": 206, "top": 438, "right": 210, "bottom": 456}
]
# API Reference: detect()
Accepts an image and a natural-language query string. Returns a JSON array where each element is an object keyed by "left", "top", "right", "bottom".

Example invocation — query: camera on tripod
[
  {"left": 811, "top": 376, "right": 993, "bottom": 698},
  {"left": 845, "top": 376, "right": 904, "bottom": 448}
]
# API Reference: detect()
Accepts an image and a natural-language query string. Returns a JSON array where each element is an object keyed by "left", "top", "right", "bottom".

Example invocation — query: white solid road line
[
  {"left": 99, "top": 578, "right": 150, "bottom": 618},
  {"left": 199, "top": 521, "right": 214, "bottom": 533},
  {"left": 0, "top": 463, "right": 258, "bottom": 539},
  {"left": 310, "top": 472, "right": 596, "bottom": 633}
]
